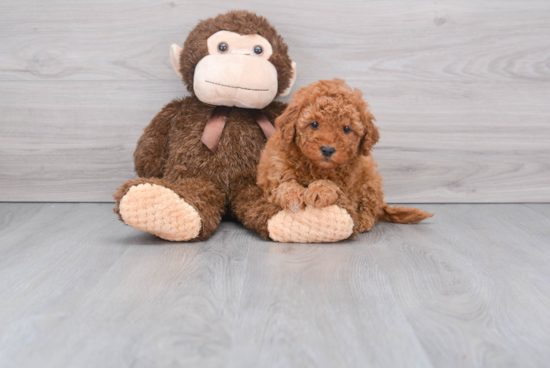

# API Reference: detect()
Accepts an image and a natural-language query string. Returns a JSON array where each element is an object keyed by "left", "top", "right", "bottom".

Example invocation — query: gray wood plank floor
[{"left": 1, "top": 203, "right": 549, "bottom": 368}]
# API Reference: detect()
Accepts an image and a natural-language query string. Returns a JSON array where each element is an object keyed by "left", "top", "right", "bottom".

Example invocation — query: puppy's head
[{"left": 275, "top": 79, "right": 379, "bottom": 169}]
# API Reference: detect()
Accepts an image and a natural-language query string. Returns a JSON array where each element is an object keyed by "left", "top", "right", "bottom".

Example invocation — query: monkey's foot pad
[
  {"left": 119, "top": 183, "right": 201, "bottom": 241},
  {"left": 268, "top": 205, "right": 354, "bottom": 243}
]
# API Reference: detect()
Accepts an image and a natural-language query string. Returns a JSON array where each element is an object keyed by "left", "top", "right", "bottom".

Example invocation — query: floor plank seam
[{"left": 228, "top": 239, "right": 253, "bottom": 361}]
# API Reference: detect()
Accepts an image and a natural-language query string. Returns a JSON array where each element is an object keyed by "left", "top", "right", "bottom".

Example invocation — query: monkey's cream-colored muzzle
[
  {"left": 193, "top": 54, "right": 278, "bottom": 109},
  {"left": 170, "top": 30, "right": 295, "bottom": 108}
]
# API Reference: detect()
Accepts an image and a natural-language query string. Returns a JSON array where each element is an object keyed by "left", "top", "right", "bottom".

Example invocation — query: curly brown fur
[
  {"left": 257, "top": 79, "right": 434, "bottom": 238},
  {"left": 180, "top": 10, "right": 293, "bottom": 96}
]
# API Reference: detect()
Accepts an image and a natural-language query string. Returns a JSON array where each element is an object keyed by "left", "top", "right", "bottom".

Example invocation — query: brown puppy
[{"left": 258, "top": 79, "right": 433, "bottom": 240}]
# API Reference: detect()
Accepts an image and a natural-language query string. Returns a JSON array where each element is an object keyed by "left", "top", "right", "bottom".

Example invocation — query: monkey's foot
[
  {"left": 267, "top": 205, "right": 353, "bottom": 243},
  {"left": 119, "top": 183, "right": 201, "bottom": 241}
]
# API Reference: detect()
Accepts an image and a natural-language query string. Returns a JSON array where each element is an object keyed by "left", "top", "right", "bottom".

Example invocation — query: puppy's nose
[{"left": 321, "top": 146, "right": 336, "bottom": 157}]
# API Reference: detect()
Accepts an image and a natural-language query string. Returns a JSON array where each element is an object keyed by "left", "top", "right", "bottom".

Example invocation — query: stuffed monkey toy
[{"left": 114, "top": 11, "right": 355, "bottom": 242}]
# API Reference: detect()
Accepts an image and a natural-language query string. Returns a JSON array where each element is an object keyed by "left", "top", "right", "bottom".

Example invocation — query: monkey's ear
[
  {"left": 279, "top": 61, "right": 297, "bottom": 97},
  {"left": 360, "top": 112, "right": 380, "bottom": 156},
  {"left": 274, "top": 103, "right": 299, "bottom": 144},
  {"left": 170, "top": 44, "right": 183, "bottom": 79}
]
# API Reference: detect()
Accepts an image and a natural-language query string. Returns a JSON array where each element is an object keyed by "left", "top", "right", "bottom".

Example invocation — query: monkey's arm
[{"left": 134, "top": 100, "right": 181, "bottom": 178}]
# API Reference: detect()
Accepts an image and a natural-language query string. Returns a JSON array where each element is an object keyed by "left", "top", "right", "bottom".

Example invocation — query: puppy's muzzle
[{"left": 321, "top": 146, "right": 336, "bottom": 157}]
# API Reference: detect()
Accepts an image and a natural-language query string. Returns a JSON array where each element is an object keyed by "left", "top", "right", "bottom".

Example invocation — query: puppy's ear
[
  {"left": 360, "top": 111, "right": 380, "bottom": 156},
  {"left": 274, "top": 103, "right": 299, "bottom": 144}
]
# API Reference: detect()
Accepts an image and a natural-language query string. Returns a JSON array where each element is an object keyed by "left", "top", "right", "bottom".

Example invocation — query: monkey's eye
[
  {"left": 310, "top": 121, "right": 319, "bottom": 129},
  {"left": 218, "top": 42, "right": 228, "bottom": 53},
  {"left": 253, "top": 45, "right": 263, "bottom": 55},
  {"left": 343, "top": 126, "right": 351, "bottom": 133}
]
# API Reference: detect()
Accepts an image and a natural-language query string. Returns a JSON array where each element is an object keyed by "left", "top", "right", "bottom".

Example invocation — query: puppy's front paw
[
  {"left": 304, "top": 180, "right": 339, "bottom": 208},
  {"left": 276, "top": 185, "right": 305, "bottom": 212}
]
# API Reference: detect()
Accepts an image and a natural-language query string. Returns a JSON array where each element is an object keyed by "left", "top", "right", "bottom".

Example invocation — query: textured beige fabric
[
  {"left": 193, "top": 54, "right": 278, "bottom": 109},
  {"left": 267, "top": 205, "right": 354, "bottom": 243},
  {"left": 119, "top": 184, "right": 201, "bottom": 241}
]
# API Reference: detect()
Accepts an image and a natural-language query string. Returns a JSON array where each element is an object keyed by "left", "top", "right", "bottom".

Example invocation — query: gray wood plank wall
[{"left": 1, "top": 0, "right": 549, "bottom": 202}]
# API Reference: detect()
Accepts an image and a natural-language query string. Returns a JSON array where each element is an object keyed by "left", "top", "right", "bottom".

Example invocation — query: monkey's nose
[
  {"left": 321, "top": 146, "right": 336, "bottom": 157},
  {"left": 231, "top": 48, "right": 251, "bottom": 56}
]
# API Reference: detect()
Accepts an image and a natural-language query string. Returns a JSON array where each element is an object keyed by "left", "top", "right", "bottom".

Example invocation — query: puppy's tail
[{"left": 378, "top": 204, "right": 434, "bottom": 224}]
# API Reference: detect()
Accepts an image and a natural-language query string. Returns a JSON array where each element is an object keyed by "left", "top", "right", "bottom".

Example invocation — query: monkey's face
[
  {"left": 193, "top": 31, "right": 278, "bottom": 109},
  {"left": 171, "top": 12, "right": 297, "bottom": 108}
]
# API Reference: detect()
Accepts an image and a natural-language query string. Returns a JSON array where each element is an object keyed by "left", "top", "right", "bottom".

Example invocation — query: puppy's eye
[
  {"left": 218, "top": 42, "right": 228, "bottom": 53},
  {"left": 343, "top": 126, "right": 351, "bottom": 133},
  {"left": 310, "top": 121, "right": 319, "bottom": 129}
]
